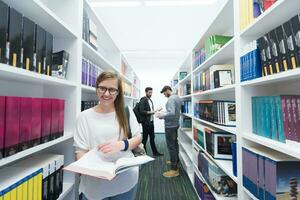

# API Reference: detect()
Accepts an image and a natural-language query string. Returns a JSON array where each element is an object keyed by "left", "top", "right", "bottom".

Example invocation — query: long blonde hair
[{"left": 96, "top": 71, "right": 128, "bottom": 139}]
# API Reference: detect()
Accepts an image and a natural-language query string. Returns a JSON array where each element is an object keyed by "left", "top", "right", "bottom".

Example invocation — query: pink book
[
  {"left": 31, "top": 98, "right": 42, "bottom": 146},
  {"left": 41, "top": 98, "right": 51, "bottom": 143},
  {"left": 0, "top": 96, "right": 5, "bottom": 159},
  {"left": 51, "top": 99, "right": 59, "bottom": 139},
  {"left": 19, "top": 97, "right": 32, "bottom": 151},
  {"left": 4, "top": 96, "right": 20, "bottom": 157},
  {"left": 58, "top": 99, "right": 65, "bottom": 137}
]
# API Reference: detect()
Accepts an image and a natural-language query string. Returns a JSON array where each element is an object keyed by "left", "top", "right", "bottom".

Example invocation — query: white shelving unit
[
  {"left": 174, "top": 0, "right": 300, "bottom": 199},
  {"left": 0, "top": 1, "right": 141, "bottom": 199}
]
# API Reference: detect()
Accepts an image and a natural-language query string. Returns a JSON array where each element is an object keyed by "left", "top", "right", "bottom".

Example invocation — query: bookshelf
[{"left": 0, "top": 0, "right": 140, "bottom": 199}]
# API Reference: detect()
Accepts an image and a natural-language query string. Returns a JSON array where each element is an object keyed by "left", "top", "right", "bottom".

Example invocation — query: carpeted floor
[{"left": 135, "top": 134, "right": 198, "bottom": 200}]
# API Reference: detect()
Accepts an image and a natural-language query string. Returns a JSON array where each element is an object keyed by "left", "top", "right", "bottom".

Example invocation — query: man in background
[
  {"left": 156, "top": 86, "right": 181, "bottom": 178},
  {"left": 139, "top": 87, "right": 163, "bottom": 157}
]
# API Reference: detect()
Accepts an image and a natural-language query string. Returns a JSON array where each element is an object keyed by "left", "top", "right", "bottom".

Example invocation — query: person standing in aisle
[
  {"left": 139, "top": 87, "right": 163, "bottom": 157},
  {"left": 156, "top": 85, "right": 181, "bottom": 178},
  {"left": 73, "top": 71, "right": 142, "bottom": 200}
]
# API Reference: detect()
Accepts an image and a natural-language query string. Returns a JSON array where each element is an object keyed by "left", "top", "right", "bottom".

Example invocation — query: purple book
[
  {"left": 253, "top": 1, "right": 262, "bottom": 18},
  {"left": 58, "top": 99, "right": 65, "bottom": 137},
  {"left": 264, "top": 157, "right": 276, "bottom": 200},
  {"left": 51, "top": 99, "right": 59, "bottom": 140},
  {"left": 258, "top": 154, "right": 265, "bottom": 200},
  {"left": 296, "top": 96, "right": 300, "bottom": 142},
  {"left": 291, "top": 96, "right": 299, "bottom": 143},
  {"left": 0, "top": 96, "right": 5, "bottom": 159},
  {"left": 82, "top": 58, "right": 85, "bottom": 85},
  {"left": 89, "top": 62, "right": 92, "bottom": 86},
  {"left": 19, "top": 97, "right": 32, "bottom": 151},
  {"left": 41, "top": 98, "right": 51, "bottom": 143},
  {"left": 31, "top": 98, "right": 42, "bottom": 146},
  {"left": 4, "top": 96, "right": 20, "bottom": 157},
  {"left": 281, "top": 96, "right": 292, "bottom": 141},
  {"left": 285, "top": 96, "right": 296, "bottom": 142}
]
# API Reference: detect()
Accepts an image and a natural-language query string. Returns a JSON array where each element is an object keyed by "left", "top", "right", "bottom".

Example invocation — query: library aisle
[{"left": 1, "top": 0, "right": 300, "bottom": 200}]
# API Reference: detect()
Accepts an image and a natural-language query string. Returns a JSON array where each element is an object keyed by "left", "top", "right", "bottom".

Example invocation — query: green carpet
[{"left": 136, "top": 134, "right": 198, "bottom": 200}]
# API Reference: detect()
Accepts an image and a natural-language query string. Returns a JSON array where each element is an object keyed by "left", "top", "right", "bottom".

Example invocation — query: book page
[
  {"left": 64, "top": 149, "right": 117, "bottom": 180},
  {"left": 115, "top": 155, "right": 154, "bottom": 174}
]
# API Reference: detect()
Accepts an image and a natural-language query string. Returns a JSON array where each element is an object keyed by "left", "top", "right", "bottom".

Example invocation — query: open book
[{"left": 64, "top": 149, "right": 154, "bottom": 180}]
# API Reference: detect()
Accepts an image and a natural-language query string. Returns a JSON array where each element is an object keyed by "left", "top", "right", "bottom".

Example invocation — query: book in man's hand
[{"left": 64, "top": 149, "right": 154, "bottom": 180}]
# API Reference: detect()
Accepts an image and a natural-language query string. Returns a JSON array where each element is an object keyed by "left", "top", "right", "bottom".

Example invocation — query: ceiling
[{"left": 89, "top": 0, "right": 226, "bottom": 81}]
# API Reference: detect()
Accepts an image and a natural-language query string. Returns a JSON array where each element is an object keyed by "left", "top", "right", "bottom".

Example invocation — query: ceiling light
[
  {"left": 90, "top": 1, "right": 142, "bottom": 7},
  {"left": 144, "top": 0, "right": 217, "bottom": 6}
]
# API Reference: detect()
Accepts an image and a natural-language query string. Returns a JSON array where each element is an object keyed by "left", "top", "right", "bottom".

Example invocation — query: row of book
[
  {"left": 193, "top": 64, "right": 234, "bottom": 93},
  {"left": 242, "top": 146, "right": 300, "bottom": 200},
  {"left": 179, "top": 71, "right": 188, "bottom": 80},
  {"left": 0, "top": 0, "right": 69, "bottom": 79},
  {"left": 242, "top": 14, "right": 300, "bottom": 81},
  {"left": 240, "top": 0, "right": 277, "bottom": 31},
  {"left": 197, "top": 152, "right": 237, "bottom": 197},
  {"left": 122, "top": 81, "right": 132, "bottom": 97},
  {"left": 240, "top": 40, "right": 262, "bottom": 81},
  {"left": 83, "top": 9, "right": 98, "bottom": 51},
  {"left": 180, "top": 117, "right": 192, "bottom": 129},
  {"left": 180, "top": 83, "right": 191, "bottom": 96},
  {"left": 82, "top": 57, "right": 103, "bottom": 87},
  {"left": 194, "top": 173, "right": 215, "bottom": 200},
  {"left": 0, "top": 96, "right": 65, "bottom": 159},
  {"left": 81, "top": 101, "right": 98, "bottom": 111},
  {"left": 193, "top": 122, "right": 236, "bottom": 160},
  {"left": 0, "top": 154, "right": 64, "bottom": 200},
  {"left": 194, "top": 48, "right": 206, "bottom": 69},
  {"left": 171, "top": 79, "right": 178, "bottom": 88},
  {"left": 252, "top": 95, "right": 300, "bottom": 144},
  {"left": 121, "top": 58, "right": 132, "bottom": 79},
  {"left": 181, "top": 100, "right": 192, "bottom": 114},
  {"left": 194, "top": 100, "right": 236, "bottom": 127}
]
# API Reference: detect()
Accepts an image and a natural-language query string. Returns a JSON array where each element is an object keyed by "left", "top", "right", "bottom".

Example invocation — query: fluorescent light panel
[{"left": 90, "top": 1, "right": 142, "bottom": 7}]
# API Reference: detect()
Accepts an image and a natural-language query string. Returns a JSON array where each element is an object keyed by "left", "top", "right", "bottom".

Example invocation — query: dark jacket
[{"left": 139, "top": 96, "right": 153, "bottom": 124}]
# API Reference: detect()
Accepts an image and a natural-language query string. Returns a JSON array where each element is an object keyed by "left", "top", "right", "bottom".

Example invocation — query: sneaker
[
  {"left": 166, "top": 160, "right": 171, "bottom": 164},
  {"left": 153, "top": 152, "right": 164, "bottom": 157},
  {"left": 163, "top": 169, "right": 179, "bottom": 178}
]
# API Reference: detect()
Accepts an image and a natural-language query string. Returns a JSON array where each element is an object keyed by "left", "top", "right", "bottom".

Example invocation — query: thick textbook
[{"left": 64, "top": 149, "right": 154, "bottom": 180}]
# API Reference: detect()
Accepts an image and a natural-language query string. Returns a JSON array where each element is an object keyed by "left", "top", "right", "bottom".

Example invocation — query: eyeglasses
[{"left": 97, "top": 86, "right": 119, "bottom": 95}]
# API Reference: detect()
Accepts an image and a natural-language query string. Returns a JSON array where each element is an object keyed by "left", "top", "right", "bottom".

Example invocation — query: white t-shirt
[{"left": 73, "top": 107, "right": 141, "bottom": 200}]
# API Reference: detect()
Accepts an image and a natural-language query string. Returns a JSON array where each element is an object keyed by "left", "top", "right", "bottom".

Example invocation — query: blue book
[
  {"left": 275, "top": 96, "right": 285, "bottom": 142},
  {"left": 231, "top": 142, "right": 237, "bottom": 177},
  {"left": 270, "top": 96, "right": 278, "bottom": 141},
  {"left": 264, "top": 97, "right": 272, "bottom": 139},
  {"left": 252, "top": 97, "right": 257, "bottom": 134}
]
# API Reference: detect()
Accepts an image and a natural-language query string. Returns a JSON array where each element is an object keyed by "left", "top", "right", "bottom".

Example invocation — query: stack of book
[
  {"left": 181, "top": 100, "right": 192, "bottom": 114},
  {"left": 83, "top": 9, "right": 98, "bottom": 50},
  {"left": 194, "top": 48, "right": 206, "bottom": 69},
  {"left": 240, "top": 0, "right": 277, "bottom": 31},
  {"left": 242, "top": 146, "right": 300, "bottom": 200},
  {"left": 204, "top": 35, "right": 233, "bottom": 59},
  {"left": 0, "top": 96, "right": 65, "bottom": 158},
  {"left": 194, "top": 100, "right": 236, "bottom": 127},
  {"left": 180, "top": 83, "right": 191, "bottom": 96},
  {"left": 0, "top": 154, "right": 64, "bottom": 200},
  {"left": 252, "top": 95, "right": 300, "bottom": 144},
  {"left": 81, "top": 101, "right": 98, "bottom": 111},
  {"left": 82, "top": 57, "right": 103, "bottom": 87},
  {"left": 180, "top": 118, "right": 192, "bottom": 129},
  {"left": 198, "top": 152, "right": 237, "bottom": 197},
  {"left": 193, "top": 65, "right": 234, "bottom": 93}
]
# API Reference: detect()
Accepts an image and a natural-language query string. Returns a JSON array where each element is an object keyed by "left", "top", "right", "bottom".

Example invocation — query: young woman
[{"left": 74, "top": 71, "right": 142, "bottom": 200}]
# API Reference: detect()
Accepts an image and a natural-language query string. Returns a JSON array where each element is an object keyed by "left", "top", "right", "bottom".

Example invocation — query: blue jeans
[{"left": 80, "top": 184, "right": 138, "bottom": 200}]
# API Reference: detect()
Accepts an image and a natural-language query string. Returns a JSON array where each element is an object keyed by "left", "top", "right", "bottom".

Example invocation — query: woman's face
[{"left": 97, "top": 78, "right": 119, "bottom": 106}]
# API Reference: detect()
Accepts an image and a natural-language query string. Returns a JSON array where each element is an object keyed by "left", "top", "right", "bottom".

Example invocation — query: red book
[
  {"left": 0, "top": 96, "right": 5, "bottom": 159},
  {"left": 41, "top": 98, "right": 52, "bottom": 143},
  {"left": 58, "top": 99, "right": 65, "bottom": 137},
  {"left": 51, "top": 99, "right": 59, "bottom": 139},
  {"left": 264, "top": 0, "right": 276, "bottom": 11},
  {"left": 4, "top": 96, "right": 20, "bottom": 157},
  {"left": 19, "top": 97, "right": 32, "bottom": 151},
  {"left": 31, "top": 98, "right": 42, "bottom": 146}
]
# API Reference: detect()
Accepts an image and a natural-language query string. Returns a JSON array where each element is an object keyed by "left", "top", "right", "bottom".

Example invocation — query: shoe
[
  {"left": 166, "top": 160, "right": 171, "bottom": 164},
  {"left": 163, "top": 169, "right": 179, "bottom": 178},
  {"left": 153, "top": 152, "right": 164, "bottom": 157}
]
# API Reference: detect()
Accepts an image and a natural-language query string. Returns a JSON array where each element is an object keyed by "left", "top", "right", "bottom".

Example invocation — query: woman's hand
[{"left": 97, "top": 140, "right": 125, "bottom": 154}]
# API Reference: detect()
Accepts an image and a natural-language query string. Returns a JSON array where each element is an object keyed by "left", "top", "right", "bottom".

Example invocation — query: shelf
[
  {"left": 81, "top": 85, "right": 96, "bottom": 93},
  {"left": 0, "top": 133, "right": 73, "bottom": 167},
  {"left": 179, "top": 73, "right": 191, "bottom": 84},
  {"left": 57, "top": 182, "right": 75, "bottom": 200},
  {"left": 193, "top": 38, "right": 235, "bottom": 74},
  {"left": 193, "top": 84, "right": 235, "bottom": 97},
  {"left": 180, "top": 94, "right": 192, "bottom": 99},
  {"left": 193, "top": 118, "right": 236, "bottom": 135},
  {"left": 243, "top": 187, "right": 259, "bottom": 200},
  {"left": 240, "top": 0, "right": 300, "bottom": 38},
  {"left": 193, "top": 165, "right": 237, "bottom": 200},
  {"left": 181, "top": 113, "right": 193, "bottom": 118},
  {"left": 243, "top": 134, "right": 300, "bottom": 159},
  {"left": 179, "top": 141, "right": 193, "bottom": 163},
  {"left": 180, "top": 128, "right": 193, "bottom": 141},
  {"left": 0, "top": 64, "right": 77, "bottom": 88},
  {"left": 240, "top": 68, "right": 300, "bottom": 87}
]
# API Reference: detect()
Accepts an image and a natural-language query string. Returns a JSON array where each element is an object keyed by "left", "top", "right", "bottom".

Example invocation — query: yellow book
[
  {"left": 22, "top": 180, "right": 28, "bottom": 200},
  {"left": 249, "top": 0, "right": 254, "bottom": 24},
  {"left": 11, "top": 185, "right": 17, "bottom": 200},
  {"left": 33, "top": 174, "right": 38, "bottom": 200},
  {"left": 28, "top": 177, "right": 33, "bottom": 200},
  {"left": 17, "top": 183, "right": 22, "bottom": 200},
  {"left": 3, "top": 191, "right": 9, "bottom": 200},
  {"left": 37, "top": 173, "right": 42, "bottom": 200},
  {"left": 240, "top": 0, "right": 245, "bottom": 30}
]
